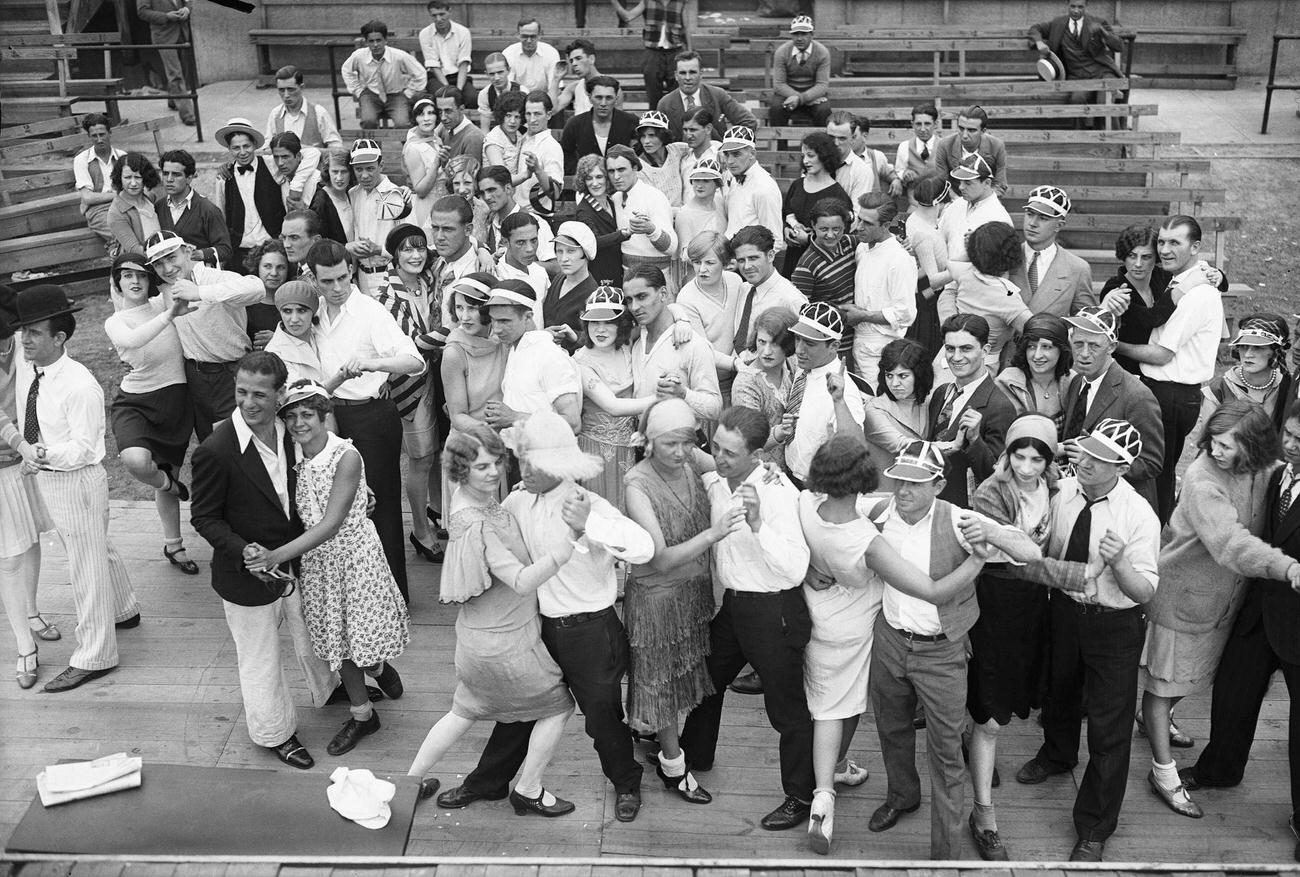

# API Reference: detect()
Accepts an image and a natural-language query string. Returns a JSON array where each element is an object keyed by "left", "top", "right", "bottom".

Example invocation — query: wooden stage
[{"left": 1, "top": 502, "right": 1298, "bottom": 869}]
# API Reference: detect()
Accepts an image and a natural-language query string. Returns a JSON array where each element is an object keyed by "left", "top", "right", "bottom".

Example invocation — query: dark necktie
[
  {"left": 733, "top": 172, "right": 746, "bottom": 185},
  {"left": 731, "top": 285, "right": 756, "bottom": 353},
  {"left": 684, "top": 93, "right": 696, "bottom": 111},
  {"left": 1064, "top": 495, "right": 1103, "bottom": 563},
  {"left": 1064, "top": 377, "right": 1092, "bottom": 440},
  {"left": 920, "top": 142, "right": 930, "bottom": 161},
  {"left": 236, "top": 163, "right": 254, "bottom": 175},
  {"left": 1028, "top": 251, "right": 1040, "bottom": 295},
  {"left": 786, "top": 369, "right": 809, "bottom": 428},
  {"left": 24, "top": 369, "right": 43, "bottom": 446},
  {"left": 1280, "top": 468, "right": 1297, "bottom": 523},
  {"left": 487, "top": 223, "right": 498, "bottom": 253},
  {"left": 932, "top": 384, "right": 959, "bottom": 439},
  {"left": 1069, "top": 20, "right": 1082, "bottom": 42}
]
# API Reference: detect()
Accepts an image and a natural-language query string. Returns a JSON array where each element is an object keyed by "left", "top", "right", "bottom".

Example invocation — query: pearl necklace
[{"left": 1236, "top": 366, "right": 1278, "bottom": 393}]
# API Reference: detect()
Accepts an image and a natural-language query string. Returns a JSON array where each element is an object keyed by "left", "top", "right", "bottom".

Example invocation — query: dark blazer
[
  {"left": 560, "top": 108, "right": 639, "bottom": 176},
  {"left": 1011, "top": 245, "right": 1095, "bottom": 317},
  {"left": 933, "top": 131, "right": 1009, "bottom": 195},
  {"left": 309, "top": 187, "right": 350, "bottom": 247},
  {"left": 1028, "top": 14, "right": 1124, "bottom": 78},
  {"left": 656, "top": 83, "right": 758, "bottom": 141},
  {"left": 1234, "top": 466, "right": 1300, "bottom": 665},
  {"left": 927, "top": 374, "right": 1016, "bottom": 508},
  {"left": 1059, "top": 359, "right": 1164, "bottom": 509},
  {"left": 136, "top": 0, "right": 189, "bottom": 43},
  {"left": 191, "top": 417, "right": 302, "bottom": 607}
]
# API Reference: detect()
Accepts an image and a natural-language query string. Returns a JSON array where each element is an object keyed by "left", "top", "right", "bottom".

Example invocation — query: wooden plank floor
[{"left": 1, "top": 503, "right": 1297, "bottom": 866}]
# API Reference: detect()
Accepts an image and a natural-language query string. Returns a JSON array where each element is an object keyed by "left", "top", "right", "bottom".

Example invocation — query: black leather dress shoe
[
  {"left": 115, "top": 613, "right": 141, "bottom": 630},
  {"left": 43, "top": 665, "right": 114, "bottom": 693},
  {"left": 1069, "top": 838, "right": 1105, "bottom": 861},
  {"left": 868, "top": 801, "right": 919, "bottom": 832},
  {"left": 615, "top": 790, "right": 642, "bottom": 822},
  {"left": 326, "top": 711, "right": 380, "bottom": 756},
  {"left": 761, "top": 795, "right": 811, "bottom": 830},
  {"left": 436, "top": 784, "right": 508, "bottom": 809},
  {"left": 969, "top": 813, "right": 1010, "bottom": 861},
  {"left": 509, "top": 788, "right": 575, "bottom": 817},
  {"left": 1177, "top": 765, "right": 1236, "bottom": 792},
  {"left": 271, "top": 734, "right": 314, "bottom": 770},
  {"left": 325, "top": 682, "right": 384, "bottom": 705},
  {"left": 1015, "top": 757, "right": 1070, "bottom": 785},
  {"left": 372, "top": 663, "right": 404, "bottom": 700},
  {"left": 728, "top": 670, "right": 763, "bottom": 695},
  {"left": 417, "top": 777, "right": 441, "bottom": 801}
]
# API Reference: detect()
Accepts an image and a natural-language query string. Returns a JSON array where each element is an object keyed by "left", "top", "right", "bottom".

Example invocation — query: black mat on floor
[{"left": 6, "top": 763, "right": 417, "bottom": 856}]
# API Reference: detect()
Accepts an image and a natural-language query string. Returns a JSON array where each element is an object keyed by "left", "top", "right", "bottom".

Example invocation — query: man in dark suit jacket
[
  {"left": 928, "top": 314, "right": 1016, "bottom": 508},
  {"left": 191, "top": 351, "right": 336, "bottom": 771},
  {"left": 1185, "top": 410, "right": 1300, "bottom": 861},
  {"left": 655, "top": 49, "right": 758, "bottom": 141},
  {"left": 136, "top": 0, "right": 195, "bottom": 125},
  {"left": 1059, "top": 307, "right": 1164, "bottom": 510},
  {"left": 559, "top": 76, "right": 638, "bottom": 176},
  {"left": 1028, "top": 0, "right": 1124, "bottom": 80}
]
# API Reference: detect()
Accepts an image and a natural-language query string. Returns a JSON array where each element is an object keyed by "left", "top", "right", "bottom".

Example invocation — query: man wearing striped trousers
[{"left": 13, "top": 285, "right": 139, "bottom": 692}]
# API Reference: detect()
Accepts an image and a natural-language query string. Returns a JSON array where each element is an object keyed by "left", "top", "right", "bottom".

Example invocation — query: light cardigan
[{"left": 1145, "top": 454, "right": 1295, "bottom": 634}]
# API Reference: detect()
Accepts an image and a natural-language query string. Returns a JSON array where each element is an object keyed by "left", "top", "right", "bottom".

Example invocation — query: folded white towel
[{"left": 44, "top": 753, "right": 142, "bottom": 794}]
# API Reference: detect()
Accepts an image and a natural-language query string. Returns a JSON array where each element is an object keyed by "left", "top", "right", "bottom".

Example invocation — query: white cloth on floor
[
  {"left": 39, "top": 753, "right": 142, "bottom": 806},
  {"left": 326, "top": 766, "right": 395, "bottom": 829}
]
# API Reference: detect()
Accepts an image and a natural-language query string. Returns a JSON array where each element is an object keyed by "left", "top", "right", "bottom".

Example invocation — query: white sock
[
  {"left": 659, "top": 750, "right": 686, "bottom": 778},
  {"left": 350, "top": 701, "right": 374, "bottom": 722},
  {"left": 1152, "top": 758, "right": 1180, "bottom": 790}
]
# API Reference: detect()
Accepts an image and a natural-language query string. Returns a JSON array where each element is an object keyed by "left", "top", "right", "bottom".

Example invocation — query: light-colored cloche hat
[{"left": 511, "top": 410, "right": 604, "bottom": 481}]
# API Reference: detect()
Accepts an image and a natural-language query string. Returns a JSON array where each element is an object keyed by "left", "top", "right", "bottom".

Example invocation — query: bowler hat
[{"left": 10, "top": 284, "right": 83, "bottom": 330}]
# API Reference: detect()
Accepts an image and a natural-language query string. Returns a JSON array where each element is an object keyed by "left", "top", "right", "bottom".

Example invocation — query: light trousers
[{"left": 222, "top": 587, "right": 338, "bottom": 747}]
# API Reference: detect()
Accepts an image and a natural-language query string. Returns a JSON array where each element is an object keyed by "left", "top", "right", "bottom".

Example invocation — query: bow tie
[{"left": 236, "top": 163, "right": 255, "bottom": 175}]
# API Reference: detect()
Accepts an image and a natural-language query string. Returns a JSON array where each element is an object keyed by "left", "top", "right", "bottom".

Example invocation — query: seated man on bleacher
[
  {"left": 657, "top": 49, "right": 757, "bottom": 142},
  {"left": 770, "top": 16, "right": 832, "bottom": 128},
  {"left": 1029, "top": 0, "right": 1124, "bottom": 82},
  {"left": 341, "top": 19, "right": 428, "bottom": 130},
  {"left": 502, "top": 18, "right": 561, "bottom": 106},
  {"left": 419, "top": 0, "right": 475, "bottom": 110},
  {"left": 560, "top": 77, "right": 639, "bottom": 175},
  {"left": 934, "top": 105, "right": 1009, "bottom": 195},
  {"left": 553, "top": 39, "right": 612, "bottom": 118},
  {"left": 264, "top": 64, "right": 342, "bottom": 170},
  {"left": 72, "top": 113, "right": 125, "bottom": 256},
  {"left": 476, "top": 53, "right": 523, "bottom": 131}
]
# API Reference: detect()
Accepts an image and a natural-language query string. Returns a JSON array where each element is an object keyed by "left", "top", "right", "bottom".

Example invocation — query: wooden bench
[
  {"left": 1127, "top": 25, "right": 1246, "bottom": 89},
  {"left": 750, "top": 101, "right": 1155, "bottom": 132},
  {"left": 0, "top": 115, "right": 175, "bottom": 163},
  {"left": 0, "top": 226, "right": 106, "bottom": 275}
]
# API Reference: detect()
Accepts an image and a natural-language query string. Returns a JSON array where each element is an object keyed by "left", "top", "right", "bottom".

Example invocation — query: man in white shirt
[
  {"left": 779, "top": 303, "right": 866, "bottom": 485},
  {"left": 859, "top": 441, "right": 991, "bottom": 859},
  {"left": 679, "top": 405, "right": 815, "bottom": 831},
  {"left": 1012, "top": 418, "right": 1159, "bottom": 863},
  {"left": 345, "top": 138, "right": 414, "bottom": 294},
  {"left": 428, "top": 195, "right": 490, "bottom": 326},
  {"left": 502, "top": 17, "right": 561, "bottom": 103},
  {"left": 827, "top": 111, "right": 899, "bottom": 204},
  {"left": 729, "top": 225, "right": 808, "bottom": 352},
  {"left": 145, "top": 230, "right": 264, "bottom": 439},
  {"left": 495, "top": 212, "right": 551, "bottom": 305},
  {"left": 938, "top": 153, "right": 1012, "bottom": 265},
  {"left": 340, "top": 20, "right": 427, "bottom": 130},
  {"left": 485, "top": 278, "right": 582, "bottom": 433},
  {"left": 846, "top": 193, "right": 917, "bottom": 385},
  {"left": 72, "top": 113, "right": 123, "bottom": 253},
  {"left": 893, "top": 103, "right": 940, "bottom": 199},
  {"left": 445, "top": 411, "right": 653, "bottom": 821},
  {"left": 625, "top": 265, "right": 722, "bottom": 424},
  {"left": 1115, "top": 214, "right": 1224, "bottom": 525},
  {"left": 306, "top": 239, "right": 425, "bottom": 601},
  {"left": 515, "top": 91, "right": 564, "bottom": 212},
  {"left": 719, "top": 126, "right": 784, "bottom": 254},
  {"left": 606, "top": 144, "right": 677, "bottom": 286},
  {"left": 268, "top": 132, "right": 321, "bottom": 213},
  {"left": 262, "top": 65, "right": 342, "bottom": 176},
  {"left": 418, "top": 0, "right": 474, "bottom": 108},
  {"left": 12, "top": 285, "right": 139, "bottom": 692}
]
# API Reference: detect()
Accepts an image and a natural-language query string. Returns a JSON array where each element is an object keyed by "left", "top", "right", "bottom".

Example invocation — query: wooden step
[{"left": 0, "top": 226, "right": 107, "bottom": 274}]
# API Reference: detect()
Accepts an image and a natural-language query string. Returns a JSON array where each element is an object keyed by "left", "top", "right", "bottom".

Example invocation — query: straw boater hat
[
  {"left": 10, "top": 284, "right": 83, "bottom": 330},
  {"left": 1076, "top": 418, "right": 1142, "bottom": 465},
  {"left": 1025, "top": 185, "right": 1072, "bottom": 218},
  {"left": 884, "top": 440, "right": 946, "bottom": 483},
  {"left": 1036, "top": 50, "right": 1066, "bottom": 82},
  {"left": 790, "top": 301, "right": 844, "bottom": 343},
  {"left": 949, "top": 153, "right": 993, "bottom": 181},
  {"left": 215, "top": 117, "right": 264, "bottom": 149},
  {"left": 512, "top": 410, "right": 604, "bottom": 481},
  {"left": 1063, "top": 306, "right": 1119, "bottom": 342}
]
